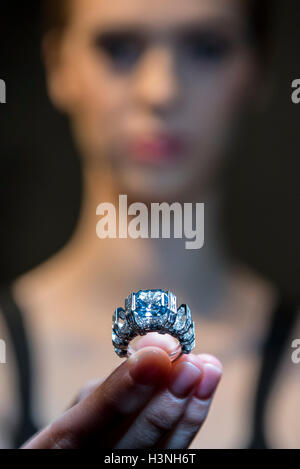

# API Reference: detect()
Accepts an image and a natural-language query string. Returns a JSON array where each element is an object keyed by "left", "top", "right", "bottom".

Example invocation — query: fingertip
[
  {"left": 195, "top": 362, "right": 222, "bottom": 400},
  {"left": 133, "top": 332, "right": 179, "bottom": 355},
  {"left": 197, "top": 354, "right": 223, "bottom": 373},
  {"left": 174, "top": 353, "right": 205, "bottom": 375},
  {"left": 128, "top": 346, "right": 172, "bottom": 385},
  {"left": 175, "top": 353, "right": 223, "bottom": 400}
]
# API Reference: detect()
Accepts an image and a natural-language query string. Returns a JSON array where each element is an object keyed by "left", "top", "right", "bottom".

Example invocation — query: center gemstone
[{"left": 135, "top": 289, "right": 169, "bottom": 317}]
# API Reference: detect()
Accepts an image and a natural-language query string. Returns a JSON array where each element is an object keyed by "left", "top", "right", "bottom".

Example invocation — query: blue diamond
[{"left": 135, "top": 289, "right": 169, "bottom": 318}]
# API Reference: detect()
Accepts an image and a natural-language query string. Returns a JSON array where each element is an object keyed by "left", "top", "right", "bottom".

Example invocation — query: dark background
[{"left": 0, "top": 1, "right": 299, "bottom": 300}]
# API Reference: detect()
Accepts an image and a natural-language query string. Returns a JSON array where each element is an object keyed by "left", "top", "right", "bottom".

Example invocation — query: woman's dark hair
[
  {"left": 43, "top": 0, "right": 70, "bottom": 34},
  {"left": 43, "top": 0, "right": 273, "bottom": 51},
  {"left": 249, "top": 0, "right": 273, "bottom": 54}
]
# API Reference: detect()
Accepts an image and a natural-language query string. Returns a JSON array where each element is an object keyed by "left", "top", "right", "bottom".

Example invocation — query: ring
[{"left": 112, "top": 289, "right": 195, "bottom": 360}]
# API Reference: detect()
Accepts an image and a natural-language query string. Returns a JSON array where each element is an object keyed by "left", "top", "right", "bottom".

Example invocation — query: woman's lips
[{"left": 130, "top": 134, "right": 186, "bottom": 165}]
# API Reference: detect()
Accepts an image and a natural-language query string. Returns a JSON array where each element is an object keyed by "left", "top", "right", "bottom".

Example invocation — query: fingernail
[
  {"left": 197, "top": 354, "right": 223, "bottom": 371},
  {"left": 129, "top": 347, "right": 170, "bottom": 385},
  {"left": 168, "top": 361, "right": 202, "bottom": 398},
  {"left": 196, "top": 363, "right": 222, "bottom": 400}
]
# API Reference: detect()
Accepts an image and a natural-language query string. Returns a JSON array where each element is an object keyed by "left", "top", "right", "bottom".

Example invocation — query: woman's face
[{"left": 46, "top": 0, "right": 261, "bottom": 201}]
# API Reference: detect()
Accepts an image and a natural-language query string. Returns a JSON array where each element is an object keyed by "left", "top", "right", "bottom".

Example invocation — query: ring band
[{"left": 112, "top": 289, "right": 195, "bottom": 359}]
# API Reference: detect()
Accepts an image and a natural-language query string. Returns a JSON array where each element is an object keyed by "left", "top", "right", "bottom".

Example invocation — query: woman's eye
[
  {"left": 183, "top": 34, "right": 233, "bottom": 64},
  {"left": 94, "top": 33, "right": 144, "bottom": 70}
]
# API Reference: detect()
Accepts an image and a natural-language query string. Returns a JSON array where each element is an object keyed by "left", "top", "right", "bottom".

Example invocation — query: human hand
[{"left": 23, "top": 342, "right": 222, "bottom": 449}]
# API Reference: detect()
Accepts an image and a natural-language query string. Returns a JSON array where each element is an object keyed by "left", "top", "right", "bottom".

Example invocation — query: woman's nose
[{"left": 134, "top": 47, "right": 181, "bottom": 113}]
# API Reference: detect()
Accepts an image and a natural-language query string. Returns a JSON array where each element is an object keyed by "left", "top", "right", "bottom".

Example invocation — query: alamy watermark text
[{"left": 96, "top": 195, "right": 204, "bottom": 250}]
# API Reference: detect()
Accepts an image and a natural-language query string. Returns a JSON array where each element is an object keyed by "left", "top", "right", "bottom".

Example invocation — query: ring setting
[{"left": 112, "top": 289, "right": 195, "bottom": 359}]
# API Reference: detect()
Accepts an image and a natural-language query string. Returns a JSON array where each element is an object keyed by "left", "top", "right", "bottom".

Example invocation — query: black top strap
[
  {"left": 0, "top": 283, "right": 38, "bottom": 448},
  {"left": 248, "top": 295, "right": 299, "bottom": 449}
]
